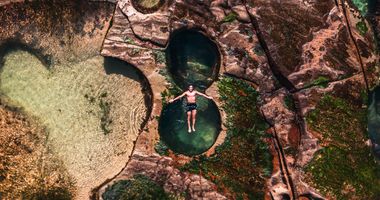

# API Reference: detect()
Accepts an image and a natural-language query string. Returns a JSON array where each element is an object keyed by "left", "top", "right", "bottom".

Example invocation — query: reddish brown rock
[{"left": 96, "top": 153, "right": 226, "bottom": 199}]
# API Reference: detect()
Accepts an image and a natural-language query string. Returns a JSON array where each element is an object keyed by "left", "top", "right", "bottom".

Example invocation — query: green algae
[
  {"left": 356, "top": 20, "right": 369, "bottom": 36},
  {"left": 351, "top": 0, "right": 368, "bottom": 15},
  {"left": 180, "top": 77, "right": 272, "bottom": 199},
  {"left": 99, "top": 97, "right": 112, "bottom": 135},
  {"left": 154, "top": 139, "right": 170, "bottom": 156},
  {"left": 305, "top": 95, "right": 380, "bottom": 199},
  {"left": 221, "top": 12, "right": 238, "bottom": 23},
  {"left": 102, "top": 174, "right": 173, "bottom": 200},
  {"left": 304, "top": 76, "right": 330, "bottom": 88},
  {"left": 153, "top": 50, "right": 166, "bottom": 64}
]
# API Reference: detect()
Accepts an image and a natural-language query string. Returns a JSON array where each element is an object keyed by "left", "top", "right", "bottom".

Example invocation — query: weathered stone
[
  {"left": 119, "top": 0, "right": 170, "bottom": 46},
  {"left": 231, "top": 5, "right": 250, "bottom": 23},
  {"left": 218, "top": 21, "right": 277, "bottom": 92},
  {"left": 97, "top": 153, "right": 226, "bottom": 199}
]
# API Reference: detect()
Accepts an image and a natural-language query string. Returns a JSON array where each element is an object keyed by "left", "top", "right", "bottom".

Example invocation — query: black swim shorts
[{"left": 186, "top": 103, "right": 197, "bottom": 112}]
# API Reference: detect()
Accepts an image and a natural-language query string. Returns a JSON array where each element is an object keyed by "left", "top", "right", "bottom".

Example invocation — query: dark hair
[{"left": 188, "top": 84, "right": 193, "bottom": 88}]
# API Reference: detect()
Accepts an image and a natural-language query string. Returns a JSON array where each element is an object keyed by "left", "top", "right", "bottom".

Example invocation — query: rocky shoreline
[{"left": 0, "top": 0, "right": 379, "bottom": 199}]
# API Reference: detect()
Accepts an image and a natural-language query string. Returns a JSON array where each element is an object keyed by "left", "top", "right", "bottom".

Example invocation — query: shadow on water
[
  {"left": 159, "top": 97, "right": 221, "bottom": 156},
  {"left": 0, "top": 40, "right": 53, "bottom": 69},
  {"left": 104, "top": 57, "right": 142, "bottom": 82},
  {"left": 166, "top": 29, "right": 220, "bottom": 91},
  {"left": 368, "top": 86, "right": 380, "bottom": 159},
  {"left": 104, "top": 56, "right": 153, "bottom": 131}
]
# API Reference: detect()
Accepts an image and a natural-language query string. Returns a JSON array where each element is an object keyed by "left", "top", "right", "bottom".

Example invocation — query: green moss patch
[
  {"left": 304, "top": 76, "right": 330, "bottom": 88},
  {"left": 221, "top": 12, "right": 237, "bottom": 23},
  {"left": 356, "top": 21, "right": 368, "bottom": 36},
  {"left": 180, "top": 77, "right": 272, "bottom": 199},
  {"left": 305, "top": 95, "right": 380, "bottom": 199},
  {"left": 102, "top": 174, "right": 173, "bottom": 200},
  {"left": 351, "top": 0, "right": 368, "bottom": 15},
  {"left": 155, "top": 139, "right": 169, "bottom": 156}
]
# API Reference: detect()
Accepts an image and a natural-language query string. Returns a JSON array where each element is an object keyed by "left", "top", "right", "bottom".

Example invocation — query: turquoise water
[
  {"left": 368, "top": 87, "right": 380, "bottom": 158},
  {"left": 158, "top": 97, "right": 221, "bottom": 155},
  {"left": 166, "top": 30, "right": 220, "bottom": 91}
]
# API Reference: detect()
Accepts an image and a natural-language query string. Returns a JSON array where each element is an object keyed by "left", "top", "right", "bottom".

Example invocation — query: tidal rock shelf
[
  {"left": 98, "top": 0, "right": 380, "bottom": 199},
  {"left": 159, "top": 98, "right": 221, "bottom": 156}
]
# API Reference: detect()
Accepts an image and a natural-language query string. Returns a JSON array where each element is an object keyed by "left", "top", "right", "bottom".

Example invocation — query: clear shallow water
[
  {"left": 158, "top": 97, "right": 221, "bottom": 155},
  {"left": 0, "top": 49, "right": 148, "bottom": 196},
  {"left": 368, "top": 87, "right": 380, "bottom": 158},
  {"left": 166, "top": 30, "right": 220, "bottom": 91}
]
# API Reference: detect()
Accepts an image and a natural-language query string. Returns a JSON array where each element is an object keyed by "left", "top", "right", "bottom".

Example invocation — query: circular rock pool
[
  {"left": 159, "top": 29, "right": 222, "bottom": 156},
  {"left": 158, "top": 97, "right": 221, "bottom": 155}
]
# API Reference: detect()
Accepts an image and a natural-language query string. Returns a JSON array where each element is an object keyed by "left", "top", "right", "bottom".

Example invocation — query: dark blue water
[
  {"left": 368, "top": 87, "right": 380, "bottom": 158},
  {"left": 367, "top": 0, "right": 377, "bottom": 15},
  {"left": 166, "top": 29, "right": 220, "bottom": 91}
]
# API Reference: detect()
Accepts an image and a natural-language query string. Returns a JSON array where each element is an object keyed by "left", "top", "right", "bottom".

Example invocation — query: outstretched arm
[
  {"left": 169, "top": 92, "right": 186, "bottom": 103},
  {"left": 196, "top": 91, "right": 213, "bottom": 99}
]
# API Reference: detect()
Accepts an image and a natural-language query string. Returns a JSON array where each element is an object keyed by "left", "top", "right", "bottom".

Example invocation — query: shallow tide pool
[{"left": 0, "top": 49, "right": 148, "bottom": 198}]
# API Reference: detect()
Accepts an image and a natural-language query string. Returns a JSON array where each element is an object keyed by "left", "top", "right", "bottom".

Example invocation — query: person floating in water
[{"left": 169, "top": 84, "right": 213, "bottom": 133}]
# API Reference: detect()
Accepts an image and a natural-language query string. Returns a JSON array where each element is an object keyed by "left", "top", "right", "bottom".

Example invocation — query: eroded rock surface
[
  {"left": 99, "top": 153, "right": 226, "bottom": 199},
  {"left": 99, "top": 0, "right": 379, "bottom": 199}
]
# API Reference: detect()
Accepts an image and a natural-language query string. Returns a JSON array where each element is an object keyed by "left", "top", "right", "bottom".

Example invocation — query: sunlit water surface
[{"left": 0, "top": 50, "right": 148, "bottom": 197}]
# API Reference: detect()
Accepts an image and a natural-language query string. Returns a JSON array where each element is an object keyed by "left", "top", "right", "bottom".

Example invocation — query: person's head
[{"left": 188, "top": 84, "right": 194, "bottom": 91}]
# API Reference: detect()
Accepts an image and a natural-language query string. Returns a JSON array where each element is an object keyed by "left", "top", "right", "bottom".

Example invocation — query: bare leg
[
  {"left": 191, "top": 110, "right": 197, "bottom": 131},
  {"left": 187, "top": 111, "right": 192, "bottom": 133}
]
